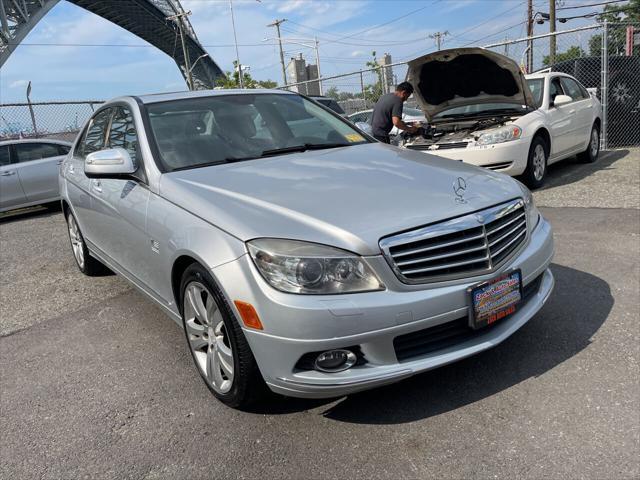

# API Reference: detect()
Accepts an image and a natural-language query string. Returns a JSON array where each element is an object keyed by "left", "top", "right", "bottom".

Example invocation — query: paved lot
[{"left": 1, "top": 149, "right": 639, "bottom": 479}]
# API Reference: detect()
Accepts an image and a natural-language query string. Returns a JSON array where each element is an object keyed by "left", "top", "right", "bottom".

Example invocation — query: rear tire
[
  {"left": 577, "top": 123, "right": 600, "bottom": 163},
  {"left": 522, "top": 136, "right": 548, "bottom": 189},
  {"left": 65, "top": 211, "right": 110, "bottom": 276},
  {"left": 180, "top": 263, "right": 267, "bottom": 408}
]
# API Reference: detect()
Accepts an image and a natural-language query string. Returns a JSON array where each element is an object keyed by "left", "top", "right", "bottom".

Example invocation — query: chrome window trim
[{"left": 379, "top": 198, "right": 528, "bottom": 285}]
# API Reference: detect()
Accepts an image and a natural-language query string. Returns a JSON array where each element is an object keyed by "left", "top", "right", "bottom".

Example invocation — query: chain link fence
[
  {"left": 1, "top": 23, "right": 637, "bottom": 149},
  {"left": 0, "top": 101, "right": 103, "bottom": 143},
  {"left": 281, "top": 22, "right": 640, "bottom": 149}
]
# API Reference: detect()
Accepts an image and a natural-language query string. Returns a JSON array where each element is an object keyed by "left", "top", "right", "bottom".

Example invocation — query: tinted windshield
[
  {"left": 434, "top": 102, "right": 527, "bottom": 119},
  {"left": 526, "top": 78, "right": 544, "bottom": 108},
  {"left": 146, "top": 93, "right": 368, "bottom": 172}
]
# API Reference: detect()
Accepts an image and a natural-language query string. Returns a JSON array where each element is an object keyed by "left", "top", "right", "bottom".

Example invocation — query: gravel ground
[{"left": 1, "top": 149, "right": 638, "bottom": 479}]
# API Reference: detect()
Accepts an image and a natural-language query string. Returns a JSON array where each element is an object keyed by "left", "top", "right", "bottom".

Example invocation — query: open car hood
[{"left": 406, "top": 47, "right": 535, "bottom": 120}]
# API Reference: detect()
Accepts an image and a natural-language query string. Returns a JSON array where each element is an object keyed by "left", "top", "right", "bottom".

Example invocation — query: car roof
[
  {"left": 0, "top": 138, "right": 72, "bottom": 146},
  {"left": 132, "top": 88, "right": 294, "bottom": 105},
  {"left": 525, "top": 71, "right": 573, "bottom": 80}
]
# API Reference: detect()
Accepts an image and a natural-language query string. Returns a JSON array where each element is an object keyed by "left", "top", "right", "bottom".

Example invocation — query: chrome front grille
[
  {"left": 406, "top": 141, "right": 469, "bottom": 151},
  {"left": 380, "top": 199, "right": 527, "bottom": 284}
]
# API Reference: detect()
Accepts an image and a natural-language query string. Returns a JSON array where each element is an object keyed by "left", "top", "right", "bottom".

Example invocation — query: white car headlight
[
  {"left": 247, "top": 239, "right": 384, "bottom": 294},
  {"left": 517, "top": 181, "right": 540, "bottom": 230},
  {"left": 477, "top": 125, "right": 522, "bottom": 145}
]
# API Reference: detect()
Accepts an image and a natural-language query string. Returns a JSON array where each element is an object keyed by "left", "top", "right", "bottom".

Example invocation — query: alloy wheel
[
  {"left": 183, "top": 281, "right": 234, "bottom": 393},
  {"left": 532, "top": 144, "right": 546, "bottom": 181},
  {"left": 68, "top": 215, "right": 85, "bottom": 269}
]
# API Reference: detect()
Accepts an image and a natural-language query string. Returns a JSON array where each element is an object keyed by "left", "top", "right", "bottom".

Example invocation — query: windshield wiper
[{"left": 259, "top": 142, "right": 350, "bottom": 157}]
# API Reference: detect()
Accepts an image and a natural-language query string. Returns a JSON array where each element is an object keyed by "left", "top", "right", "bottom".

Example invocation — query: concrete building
[
  {"left": 287, "top": 53, "right": 320, "bottom": 96},
  {"left": 377, "top": 53, "right": 394, "bottom": 94}
]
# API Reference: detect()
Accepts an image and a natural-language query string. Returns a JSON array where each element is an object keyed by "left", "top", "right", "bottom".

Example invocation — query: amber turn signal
[{"left": 233, "top": 300, "right": 263, "bottom": 330}]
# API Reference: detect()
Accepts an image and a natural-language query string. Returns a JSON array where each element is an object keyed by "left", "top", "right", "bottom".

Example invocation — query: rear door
[
  {"left": 0, "top": 144, "right": 27, "bottom": 211},
  {"left": 13, "top": 142, "right": 68, "bottom": 203},
  {"left": 559, "top": 76, "right": 593, "bottom": 150}
]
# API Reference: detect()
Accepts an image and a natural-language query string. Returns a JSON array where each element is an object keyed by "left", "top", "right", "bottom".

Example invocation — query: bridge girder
[{"left": 0, "top": 0, "right": 223, "bottom": 90}]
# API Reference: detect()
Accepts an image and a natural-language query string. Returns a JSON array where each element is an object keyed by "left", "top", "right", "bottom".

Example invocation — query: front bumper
[
  {"left": 213, "top": 216, "right": 554, "bottom": 399},
  {"left": 408, "top": 138, "right": 531, "bottom": 177}
]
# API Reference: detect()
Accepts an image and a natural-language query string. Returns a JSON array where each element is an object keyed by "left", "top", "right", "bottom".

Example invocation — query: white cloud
[{"left": 9, "top": 80, "right": 29, "bottom": 89}]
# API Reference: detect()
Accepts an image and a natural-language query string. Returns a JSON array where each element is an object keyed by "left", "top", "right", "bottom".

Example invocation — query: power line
[{"left": 558, "top": 0, "right": 628, "bottom": 10}]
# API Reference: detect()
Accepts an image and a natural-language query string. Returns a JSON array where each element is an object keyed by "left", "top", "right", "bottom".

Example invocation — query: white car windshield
[
  {"left": 526, "top": 78, "right": 544, "bottom": 108},
  {"left": 146, "top": 93, "right": 370, "bottom": 172}
]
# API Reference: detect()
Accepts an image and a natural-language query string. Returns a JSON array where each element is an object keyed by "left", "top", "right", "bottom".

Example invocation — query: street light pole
[
  {"left": 549, "top": 0, "right": 557, "bottom": 66},
  {"left": 229, "top": 0, "right": 244, "bottom": 88},
  {"left": 166, "top": 10, "right": 194, "bottom": 90},
  {"left": 267, "top": 19, "right": 288, "bottom": 86}
]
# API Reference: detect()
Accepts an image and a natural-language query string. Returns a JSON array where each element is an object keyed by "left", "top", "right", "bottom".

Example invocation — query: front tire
[
  {"left": 577, "top": 123, "right": 600, "bottom": 163},
  {"left": 522, "top": 136, "right": 548, "bottom": 189},
  {"left": 65, "top": 211, "right": 110, "bottom": 276},
  {"left": 180, "top": 263, "right": 266, "bottom": 408}
]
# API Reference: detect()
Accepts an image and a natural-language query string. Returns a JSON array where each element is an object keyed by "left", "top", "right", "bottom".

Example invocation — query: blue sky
[{"left": 0, "top": 0, "right": 603, "bottom": 102}]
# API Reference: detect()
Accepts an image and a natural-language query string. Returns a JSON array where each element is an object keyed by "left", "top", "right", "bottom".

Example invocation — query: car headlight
[
  {"left": 477, "top": 125, "right": 522, "bottom": 145},
  {"left": 247, "top": 238, "right": 384, "bottom": 294},
  {"left": 516, "top": 181, "right": 540, "bottom": 230}
]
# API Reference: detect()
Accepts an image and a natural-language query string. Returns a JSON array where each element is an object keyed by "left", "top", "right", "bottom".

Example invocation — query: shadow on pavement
[
  {"left": 0, "top": 202, "right": 61, "bottom": 224},
  {"left": 538, "top": 149, "right": 629, "bottom": 191},
  {"left": 250, "top": 264, "right": 612, "bottom": 421}
]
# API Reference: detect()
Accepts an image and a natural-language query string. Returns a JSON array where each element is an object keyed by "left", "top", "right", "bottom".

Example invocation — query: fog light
[{"left": 314, "top": 349, "right": 357, "bottom": 373}]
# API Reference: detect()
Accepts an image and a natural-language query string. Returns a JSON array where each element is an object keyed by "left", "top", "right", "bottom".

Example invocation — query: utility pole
[
  {"left": 429, "top": 31, "right": 449, "bottom": 51},
  {"left": 549, "top": 0, "right": 556, "bottom": 66},
  {"left": 166, "top": 10, "right": 194, "bottom": 90},
  {"left": 314, "top": 36, "right": 322, "bottom": 95},
  {"left": 267, "top": 19, "right": 287, "bottom": 86},
  {"left": 527, "top": 0, "right": 534, "bottom": 72},
  {"left": 229, "top": 0, "right": 244, "bottom": 88}
]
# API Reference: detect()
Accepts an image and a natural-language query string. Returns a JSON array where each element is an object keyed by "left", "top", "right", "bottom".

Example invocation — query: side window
[
  {"left": 0, "top": 145, "right": 11, "bottom": 166},
  {"left": 14, "top": 143, "right": 61, "bottom": 163},
  {"left": 79, "top": 108, "right": 112, "bottom": 158},
  {"left": 107, "top": 107, "right": 138, "bottom": 163},
  {"left": 57, "top": 144, "right": 71, "bottom": 155},
  {"left": 560, "top": 77, "right": 585, "bottom": 101},
  {"left": 549, "top": 78, "right": 564, "bottom": 103}
]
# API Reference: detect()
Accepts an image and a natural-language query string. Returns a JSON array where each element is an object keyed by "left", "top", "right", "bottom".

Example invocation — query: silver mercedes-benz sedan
[
  {"left": 59, "top": 90, "right": 554, "bottom": 408},
  {"left": 1, "top": 139, "right": 71, "bottom": 212}
]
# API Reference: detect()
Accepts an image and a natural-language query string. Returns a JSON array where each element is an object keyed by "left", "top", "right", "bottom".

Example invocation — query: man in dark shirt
[{"left": 370, "top": 82, "right": 419, "bottom": 143}]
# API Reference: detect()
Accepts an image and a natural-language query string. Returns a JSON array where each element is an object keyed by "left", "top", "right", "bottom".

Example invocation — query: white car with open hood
[{"left": 399, "top": 48, "right": 602, "bottom": 188}]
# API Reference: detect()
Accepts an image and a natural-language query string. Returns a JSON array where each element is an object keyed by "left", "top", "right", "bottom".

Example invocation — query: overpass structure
[{"left": 0, "top": 0, "right": 223, "bottom": 89}]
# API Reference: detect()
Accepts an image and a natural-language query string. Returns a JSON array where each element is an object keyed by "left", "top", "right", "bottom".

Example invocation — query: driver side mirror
[
  {"left": 552, "top": 94, "right": 572, "bottom": 107},
  {"left": 85, "top": 148, "right": 136, "bottom": 178}
]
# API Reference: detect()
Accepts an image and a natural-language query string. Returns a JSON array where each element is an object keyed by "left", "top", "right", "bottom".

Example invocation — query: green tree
[
  {"left": 364, "top": 51, "right": 385, "bottom": 103},
  {"left": 543, "top": 45, "right": 585, "bottom": 66},
  {"left": 216, "top": 61, "right": 278, "bottom": 89},
  {"left": 325, "top": 86, "right": 340, "bottom": 100},
  {"left": 588, "top": 0, "right": 640, "bottom": 56}
]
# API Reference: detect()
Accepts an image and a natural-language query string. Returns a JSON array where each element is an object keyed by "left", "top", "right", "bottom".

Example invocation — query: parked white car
[
  {"left": 0, "top": 138, "right": 71, "bottom": 212},
  {"left": 400, "top": 48, "right": 602, "bottom": 188}
]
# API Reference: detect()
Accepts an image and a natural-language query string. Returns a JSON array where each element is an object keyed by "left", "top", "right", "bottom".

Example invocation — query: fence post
[
  {"left": 26, "top": 82, "right": 38, "bottom": 137},
  {"left": 601, "top": 20, "right": 608, "bottom": 150},
  {"left": 360, "top": 70, "right": 365, "bottom": 104}
]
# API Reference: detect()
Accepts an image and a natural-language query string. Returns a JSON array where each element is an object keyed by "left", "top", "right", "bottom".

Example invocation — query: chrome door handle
[
  {"left": 1, "top": 171, "right": 15, "bottom": 176},
  {"left": 92, "top": 179, "right": 102, "bottom": 193}
]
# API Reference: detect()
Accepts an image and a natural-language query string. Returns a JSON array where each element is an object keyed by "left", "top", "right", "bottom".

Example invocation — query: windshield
[
  {"left": 146, "top": 93, "right": 369, "bottom": 172},
  {"left": 526, "top": 78, "right": 544, "bottom": 108},
  {"left": 433, "top": 102, "right": 527, "bottom": 119},
  {"left": 403, "top": 107, "right": 424, "bottom": 117}
]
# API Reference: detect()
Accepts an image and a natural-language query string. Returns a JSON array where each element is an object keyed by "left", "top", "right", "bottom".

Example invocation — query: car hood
[
  {"left": 406, "top": 47, "right": 535, "bottom": 121},
  {"left": 160, "top": 143, "right": 523, "bottom": 255}
]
